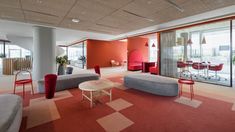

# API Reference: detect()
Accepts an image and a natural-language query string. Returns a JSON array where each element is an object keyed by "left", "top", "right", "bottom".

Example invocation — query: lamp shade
[
  {"left": 0, "top": 34, "right": 10, "bottom": 42},
  {"left": 201, "top": 36, "right": 206, "bottom": 44},
  {"left": 187, "top": 38, "right": 193, "bottom": 45},
  {"left": 56, "top": 46, "right": 65, "bottom": 56},
  {"left": 152, "top": 43, "right": 155, "bottom": 47},
  {"left": 145, "top": 42, "right": 148, "bottom": 47}
]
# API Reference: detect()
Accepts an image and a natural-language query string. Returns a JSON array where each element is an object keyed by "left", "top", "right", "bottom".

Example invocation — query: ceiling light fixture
[
  {"left": 72, "top": 18, "right": 80, "bottom": 23},
  {"left": 187, "top": 38, "right": 193, "bottom": 45},
  {"left": 165, "top": 0, "right": 184, "bottom": 12},
  {"left": 123, "top": 10, "right": 154, "bottom": 22},
  {"left": 201, "top": 36, "right": 206, "bottom": 44},
  {"left": 119, "top": 39, "right": 127, "bottom": 42},
  {"left": 96, "top": 23, "right": 118, "bottom": 29}
]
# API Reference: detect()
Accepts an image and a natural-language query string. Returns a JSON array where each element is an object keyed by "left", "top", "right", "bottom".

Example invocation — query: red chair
[
  {"left": 94, "top": 65, "right": 101, "bottom": 76},
  {"left": 177, "top": 61, "right": 186, "bottom": 72},
  {"left": 192, "top": 62, "right": 207, "bottom": 79},
  {"left": 149, "top": 66, "right": 158, "bottom": 75},
  {"left": 178, "top": 70, "right": 195, "bottom": 100},
  {"left": 45, "top": 74, "right": 57, "bottom": 99},
  {"left": 208, "top": 63, "right": 223, "bottom": 80},
  {"left": 13, "top": 70, "right": 34, "bottom": 98}
]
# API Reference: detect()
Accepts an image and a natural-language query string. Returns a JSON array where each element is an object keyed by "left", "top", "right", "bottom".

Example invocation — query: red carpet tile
[
  {"left": 106, "top": 76, "right": 124, "bottom": 83},
  {"left": 17, "top": 82, "right": 235, "bottom": 132},
  {"left": 21, "top": 90, "right": 235, "bottom": 132}
]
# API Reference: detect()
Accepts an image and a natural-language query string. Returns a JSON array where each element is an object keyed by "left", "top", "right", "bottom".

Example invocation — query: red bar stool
[
  {"left": 13, "top": 70, "right": 34, "bottom": 98},
  {"left": 178, "top": 70, "right": 195, "bottom": 100}
]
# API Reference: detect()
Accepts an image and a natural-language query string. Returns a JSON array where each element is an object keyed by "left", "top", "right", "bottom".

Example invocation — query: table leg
[
  {"left": 81, "top": 90, "right": 84, "bottom": 100},
  {"left": 90, "top": 91, "right": 93, "bottom": 108},
  {"left": 109, "top": 89, "right": 112, "bottom": 102}
]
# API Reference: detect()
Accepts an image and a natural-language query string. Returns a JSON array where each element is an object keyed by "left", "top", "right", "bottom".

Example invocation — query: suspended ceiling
[{"left": 0, "top": 0, "right": 234, "bottom": 35}]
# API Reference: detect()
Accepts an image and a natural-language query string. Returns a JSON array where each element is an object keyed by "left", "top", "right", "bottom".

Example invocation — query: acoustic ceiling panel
[
  {"left": 0, "top": 0, "right": 234, "bottom": 35},
  {"left": 0, "top": 6, "right": 25, "bottom": 22}
]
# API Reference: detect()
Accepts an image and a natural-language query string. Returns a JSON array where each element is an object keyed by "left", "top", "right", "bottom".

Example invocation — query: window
[
  {"left": 149, "top": 38, "right": 158, "bottom": 62},
  {"left": 161, "top": 20, "right": 231, "bottom": 86},
  {"left": 68, "top": 42, "right": 87, "bottom": 69}
]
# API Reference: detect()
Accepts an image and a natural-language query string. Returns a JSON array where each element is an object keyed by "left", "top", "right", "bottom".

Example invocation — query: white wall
[{"left": 6, "top": 35, "right": 33, "bottom": 51}]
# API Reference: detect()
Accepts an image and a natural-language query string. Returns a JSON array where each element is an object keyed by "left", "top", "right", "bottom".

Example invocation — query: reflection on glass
[{"left": 161, "top": 21, "right": 231, "bottom": 86}]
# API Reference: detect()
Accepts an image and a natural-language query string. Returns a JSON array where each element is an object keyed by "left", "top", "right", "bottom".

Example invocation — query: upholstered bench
[
  {"left": 124, "top": 73, "right": 178, "bottom": 96},
  {"left": 0, "top": 94, "right": 22, "bottom": 132},
  {"left": 38, "top": 73, "right": 99, "bottom": 93}
]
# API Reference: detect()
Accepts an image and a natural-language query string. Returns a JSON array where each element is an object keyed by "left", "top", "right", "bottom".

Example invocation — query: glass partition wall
[
  {"left": 68, "top": 42, "right": 87, "bottom": 69},
  {"left": 161, "top": 20, "right": 232, "bottom": 86}
]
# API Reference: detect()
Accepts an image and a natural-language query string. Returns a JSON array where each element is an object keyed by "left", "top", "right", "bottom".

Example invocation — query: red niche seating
[
  {"left": 94, "top": 65, "right": 101, "bottom": 76},
  {"left": 44, "top": 74, "right": 57, "bottom": 99},
  {"left": 128, "top": 50, "right": 143, "bottom": 71}
]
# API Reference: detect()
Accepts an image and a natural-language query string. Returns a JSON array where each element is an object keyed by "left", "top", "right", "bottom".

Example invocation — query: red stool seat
[{"left": 178, "top": 79, "right": 194, "bottom": 85}]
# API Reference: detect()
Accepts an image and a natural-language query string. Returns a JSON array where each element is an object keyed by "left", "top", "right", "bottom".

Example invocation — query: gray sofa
[
  {"left": 124, "top": 73, "right": 178, "bottom": 96},
  {"left": 0, "top": 94, "right": 22, "bottom": 132},
  {"left": 38, "top": 73, "right": 99, "bottom": 93}
]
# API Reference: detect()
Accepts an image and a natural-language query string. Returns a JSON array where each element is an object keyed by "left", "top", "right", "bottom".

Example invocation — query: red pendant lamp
[
  {"left": 152, "top": 43, "right": 155, "bottom": 47},
  {"left": 145, "top": 42, "right": 148, "bottom": 47}
]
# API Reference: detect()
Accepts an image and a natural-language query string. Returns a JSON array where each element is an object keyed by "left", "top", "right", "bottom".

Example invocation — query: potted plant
[
  {"left": 0, "top": 53, "right": 6, "bottom": 58},
  {"left": 56, "top": 55, "right": 68, "bottom": 75}
]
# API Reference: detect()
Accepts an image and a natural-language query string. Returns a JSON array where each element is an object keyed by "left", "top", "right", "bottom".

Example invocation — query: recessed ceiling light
[{"left": 72, "top": 18, "right": 80, "bottom": 23}]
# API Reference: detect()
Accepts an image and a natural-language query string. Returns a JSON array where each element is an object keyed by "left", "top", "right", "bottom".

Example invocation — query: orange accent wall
[
  {"left": 127, "top": 36, "right": 149, "bottom": 62},
  {"left": 86, "top": 39, "right": 127, "bottom": 69}
]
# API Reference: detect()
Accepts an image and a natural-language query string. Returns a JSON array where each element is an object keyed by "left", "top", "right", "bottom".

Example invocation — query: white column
[{"left": 33, "top": 26, "right": 56, "bottom": 81}]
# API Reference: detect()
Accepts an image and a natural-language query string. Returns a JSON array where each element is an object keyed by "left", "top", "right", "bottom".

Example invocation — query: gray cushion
[
  {"left": 124, "top": 73, "right": 178, "bottom": 96},
  {"left": 0, "top": 94, "right": 22, "bottom": 132},
  {"left": 38, "top": 73, "right": 99, "bottom": 93}
]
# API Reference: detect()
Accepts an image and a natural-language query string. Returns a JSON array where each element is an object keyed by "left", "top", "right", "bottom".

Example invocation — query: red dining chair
[
  {"left": 94, "top": 65, "right": 101, "bottom": 76},
  {"left": 178, "top": 70, "right": 195, "bottom": 100},
  {"left": 192, "top": 62, "right": 207, "bottom": 79},
  {"left": 208, "top": 63, "right": 223, "bottom": 80},
  {"left": 13, "top": 70, "right": 34, "bottom": 98},
  {"left": 177, "top": 61, "right": 187, "bottom": 72}
]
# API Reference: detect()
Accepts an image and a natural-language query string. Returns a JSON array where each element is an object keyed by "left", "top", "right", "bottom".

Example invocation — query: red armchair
[{"left": 149, "top": 66, "right": 159, "bottom": 75}]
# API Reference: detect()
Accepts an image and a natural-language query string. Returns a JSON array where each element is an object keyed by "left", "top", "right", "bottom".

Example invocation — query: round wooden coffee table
[{"left": 79, "top": 79, "right": 114, "bottom": 108}]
